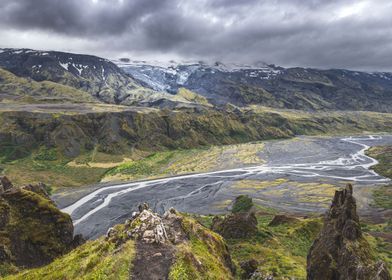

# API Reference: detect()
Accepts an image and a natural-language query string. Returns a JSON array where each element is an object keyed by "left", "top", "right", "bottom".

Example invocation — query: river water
[{"left": 57, "top": 135, "right": 392, "bottom": 239}]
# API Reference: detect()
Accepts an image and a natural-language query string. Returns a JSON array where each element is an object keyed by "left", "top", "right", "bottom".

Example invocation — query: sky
[{"left": 0, "top": 0, "right": 391, "bottom": 71}]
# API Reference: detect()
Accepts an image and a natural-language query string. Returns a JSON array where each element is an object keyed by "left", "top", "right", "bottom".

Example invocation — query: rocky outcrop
[
  {"left": 212, "top": 212, "right": 258, "bottom": 239},
  {"left": 212, "top": 196, "right": 258, "bottom": 239},
  {"left": 0, "top": 176, "right": 79, "bottom": 269},
  {"left": 105, "top": 204, "right": 235, "bottom": 280},
  {"left": 307, "top": 184, "right": 391, "bottom": 280}
]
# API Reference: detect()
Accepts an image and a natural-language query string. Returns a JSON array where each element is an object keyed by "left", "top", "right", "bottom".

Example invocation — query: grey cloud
[{"left": 0, "top": 0, "right": 392, "bottom": 71}]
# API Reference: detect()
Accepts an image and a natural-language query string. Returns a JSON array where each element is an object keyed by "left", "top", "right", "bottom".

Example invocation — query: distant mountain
[
  {"left": 1, "top": 48, "right": 392, "bottom": 112},
  {"left": 116, "top": 59, "right": 392, "bottom": 112},
  {"left": 0, "top": 49, "right": 180, "bottom": 106}
]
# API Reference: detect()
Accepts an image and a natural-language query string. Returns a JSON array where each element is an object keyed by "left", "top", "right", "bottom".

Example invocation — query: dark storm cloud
[
  {"left": 0, "top": 0, "right": 170, "bottom": 36},
  {"left": 0, "top": 0, "right": 392, "bottom": 71}
]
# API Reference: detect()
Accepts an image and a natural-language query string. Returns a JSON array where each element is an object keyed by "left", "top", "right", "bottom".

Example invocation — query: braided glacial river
[{"left": 56, "top": 135, "right": 392, "bottom": 239}]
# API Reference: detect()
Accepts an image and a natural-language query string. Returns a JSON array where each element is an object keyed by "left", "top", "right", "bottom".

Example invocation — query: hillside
[
  {"left": 0, "top": 68, "right": 98, "bottom": 104},
  {"left": 5, "top": 204, "right": 235, "bottom": 280},
  {"left": 0, "top": 49, "right": 185, "bottom": 106},
  {"left": 1, "top": 103, "right": 392, "bottom": 190},
  {"left": 3, "top": 185, "right": 390, "bottom": 279},
  {"left": 118, "top": 60, "right": 392, "bottom": 112}
]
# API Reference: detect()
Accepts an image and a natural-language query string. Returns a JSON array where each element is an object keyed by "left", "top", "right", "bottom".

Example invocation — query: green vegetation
[
  {"left": 0, "top": 67, "right": 98, "bottom": 104},
  {"left": 5, "top": 238, "right": 135, "bottom": 280},
  {"left": 177, "top": 88, "right": 212, "bottom": 106},
  {"left": 372, "top": 185, "right": 392, "bottom": 209},
  {"left": 231, "top": 195, "right": 254, "bottom": 213},
  {"left": 0, "top": 187, "right": 74, "bottom": 277},
  {"left": 169, "top": 215, "right": 234, "bottom": 280},
  {"left": 0, "top": 141, "right": 266, "bottom": 190},
  {"left": 1, "top": 100, "right": 392, "bottom": 191},
  {"left": 104, "top": 142, "right": 264, "bottom": 182},
  {"left": 367, "top": 145, "right": 392, "bottom": 180},
  {"left": 195, "top": 209, "right": 391, "bottom": 279},
  {"left": 1, "top": 147, "right": 108, "bottom": 191},
  {"left": 192, "top": 210, "right": 321, "bottom": 279}
]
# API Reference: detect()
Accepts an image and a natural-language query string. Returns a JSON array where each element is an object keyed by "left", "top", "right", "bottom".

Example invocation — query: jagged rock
[
  {"left": 130, "top": 208, "right": 169, "bottom": 244},
  {"left": 212, "top": 211, "right": 258, "bottom": 239},
  {"left": 307, "top": 184, "right": 391, "bottom": 280},
  {"left": 268, "top": 215, "right": 300, "bottom": 226}
]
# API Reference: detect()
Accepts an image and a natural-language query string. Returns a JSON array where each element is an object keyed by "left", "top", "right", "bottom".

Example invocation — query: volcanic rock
[{"left": 306, "top": 184, "right": 391, "bottom": 280}]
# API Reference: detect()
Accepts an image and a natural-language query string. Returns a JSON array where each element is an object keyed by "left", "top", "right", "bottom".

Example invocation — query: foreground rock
[
  {"left": 307, "top": 184, "right": 391, "bottom": 280},
  {"left": 111, "top": 204, "right": 235, "bottom": 279},
  {"left": 0, "top": 176, "right": 80, "bottom": 273},
  {"left": 5, "top": 203, "right": 235, "bottom": 279}
]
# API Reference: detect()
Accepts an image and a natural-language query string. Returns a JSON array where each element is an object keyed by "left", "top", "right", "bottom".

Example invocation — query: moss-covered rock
[
  {"left": 0, "top": 176, "right": 77, "bottom": 276},
  {"left": 232, "top": 195, "right": 254, "bottom": 213},
  {"left": 212, "top": 196, "right": 258, "bottom": 239}
]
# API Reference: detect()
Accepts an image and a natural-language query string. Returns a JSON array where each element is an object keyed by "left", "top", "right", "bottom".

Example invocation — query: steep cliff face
[
  {"left": 0, "top": 106, "right": 292, "bottom": 159},
  {"left": 0, "top": 176, "right": 79, "bottom": 275},
  {"left": 2, "top": 104, "right": 392, "bottom": 162},
  {"left": 307, "top": 184, "right": 391, "bottom": 280}
]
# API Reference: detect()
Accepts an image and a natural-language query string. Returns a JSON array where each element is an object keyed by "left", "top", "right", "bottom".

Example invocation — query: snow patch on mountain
[{"left": 113, "top": 59, "right": 284, "bottom": 92}]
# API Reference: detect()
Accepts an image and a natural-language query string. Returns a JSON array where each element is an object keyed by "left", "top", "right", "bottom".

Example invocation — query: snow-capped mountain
[
  {"left": 0, "top": 48, "right": 178, "bottom": 105},
  {"left": 113, "top": 59, "right": 283, "bottom": 92},
  {"left": 114, "top": 58, "right": 392, "bottom": 111}
]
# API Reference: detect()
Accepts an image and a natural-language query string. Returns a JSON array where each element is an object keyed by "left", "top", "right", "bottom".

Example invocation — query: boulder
[
  {"left": 212, "top": 211, "right": 258, "bottom": 239},
  {"left": 306, "top": 184, "right": 391, "bottom": 280}
]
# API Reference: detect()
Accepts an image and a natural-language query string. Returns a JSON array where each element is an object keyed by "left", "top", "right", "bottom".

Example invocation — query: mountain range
[
  {"left": 116, "top": 58, "right": 392, "bottom": 112},
  {"left": 1, "top": 48, "right": 392, "bottom": 112}
]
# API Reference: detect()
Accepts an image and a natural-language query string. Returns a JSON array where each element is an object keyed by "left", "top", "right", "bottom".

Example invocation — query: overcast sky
[{"left": 0, "top": 0, "right": 391, "bottom": 71}]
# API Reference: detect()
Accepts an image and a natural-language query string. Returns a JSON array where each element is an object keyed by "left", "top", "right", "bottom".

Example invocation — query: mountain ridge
[{"left": 116, "top": 58, "right": 392, "bottom": 112}]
